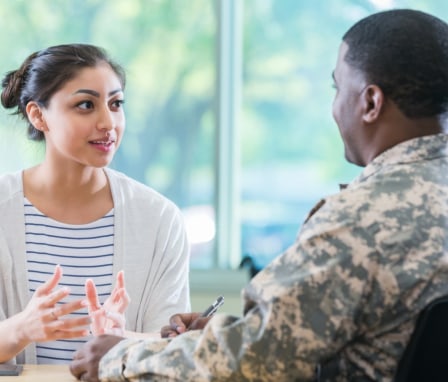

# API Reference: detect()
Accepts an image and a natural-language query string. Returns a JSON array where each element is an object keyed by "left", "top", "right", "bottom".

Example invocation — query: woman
[{"left": 0, "top": 44, "right": 190, "bottom": 364}]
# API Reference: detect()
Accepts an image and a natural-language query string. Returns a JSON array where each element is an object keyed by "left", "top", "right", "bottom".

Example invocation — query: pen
[
  {"left": 200, "top": 295, "right": 225, "bottom": 318},
  {"left": 185, "top": 296, "right": 225, "bottom": 331}
]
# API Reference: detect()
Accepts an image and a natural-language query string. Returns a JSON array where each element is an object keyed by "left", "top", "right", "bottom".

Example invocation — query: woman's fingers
[
  {"left": 35, "top": 264, "right": 62, "bottom": 297},
  {"left": 86, "top": 270, "right": 128, "bottom": 336},
  {"left": 108, "top": 272, "right": 129, "bottom": 312},
  {"left": 53, "top": 298, "right": 88, "bottom": 317},
  {"left": 85, "top": 279, "right": 101, "bottom": 313},
  {"left": 52, "top": 315, "right": 91, "bottom": 331},
  {"left": 116, "top": 270, "right": 125, "bottom": 290},
  {"left": 50, "top": 324, "right": 91, "bottom": 340},
  {"left": 101, "top": 310, "right": 125, "bottom": 336},
  {"left": 104, "top": 310, "right": 125, "bottom": 329},
  {"left": 111, "top": 288, "right": 130, "bottom": 313},
  {"left": 90, "top": 309, "right": 106, "bottom": 336},
  {"left": 90, "top": 309, "right": 125, "bottom": 336},
  {"left": 45, "top": 287, "right": 71, "bottom": 307},
  {"left": 108, "top": 270, "right": 125, "bottom": 300},
  {"left": 47, "top": 299, "right": 91, "bottom": 334},
  {"left": 26, "top": 304, "right": 91, "bottom": 342}
]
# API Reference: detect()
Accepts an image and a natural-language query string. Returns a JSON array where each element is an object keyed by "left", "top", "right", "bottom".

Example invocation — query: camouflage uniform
[{"left": 99, "top": 134, "right": 448, "bottom": 381}]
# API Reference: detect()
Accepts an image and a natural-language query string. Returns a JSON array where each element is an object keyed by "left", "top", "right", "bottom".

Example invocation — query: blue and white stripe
[{"left": 24, "top": 198, "right": 114, "bottom": 364}]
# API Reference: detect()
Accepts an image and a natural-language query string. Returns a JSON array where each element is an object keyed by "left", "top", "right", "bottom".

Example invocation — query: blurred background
[{"left": 1, "top": 0, "right": 447, "bottom": 314}]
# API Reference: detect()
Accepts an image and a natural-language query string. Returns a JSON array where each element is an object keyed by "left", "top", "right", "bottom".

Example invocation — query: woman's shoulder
[
  {"left": 105, "top": 168, "right": 180, "bottom": 211},
  {"left": 0, "top": 171, "right": 23, "bottom": 201},
  {"left": 106, "top": 167, "right": 162, "bottom": 195}
]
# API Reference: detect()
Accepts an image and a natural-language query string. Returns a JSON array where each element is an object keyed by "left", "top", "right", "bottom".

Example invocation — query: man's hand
[
  {"left": 70, "top": 334, "right": 125, "bottom": 381},
  {"left": 160, "top": 312, "right": 212, "bottom": 338}
]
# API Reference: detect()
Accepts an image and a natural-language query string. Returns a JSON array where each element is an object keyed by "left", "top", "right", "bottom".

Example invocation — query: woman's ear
[
  {"left": 25, "top": 101, "right": 47, "bottom": 132},
  {"left": 361, "top": 84, "right": 384, "bottom": 123}
]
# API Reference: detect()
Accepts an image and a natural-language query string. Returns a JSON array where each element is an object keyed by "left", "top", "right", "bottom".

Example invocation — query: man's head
[
  {"left": 332, "top": 9, "right": 448, "bottom": 166},
  {"left": 343, "top": 9, "right": 448, "bottom": 119}
]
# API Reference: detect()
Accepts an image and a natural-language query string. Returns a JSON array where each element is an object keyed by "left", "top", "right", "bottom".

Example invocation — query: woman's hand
[
  {"left": 17, "top": 265, "right": 90, "bottom": 344},
  {"left": 85, "top": 270, "right": 130, "bottom": 336}
]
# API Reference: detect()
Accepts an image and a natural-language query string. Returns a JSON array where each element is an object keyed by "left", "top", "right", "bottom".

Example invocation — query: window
[
  {"left": 0, "top": 0, "right": 218, "bottom": 267},
  {"left": 0, "top": 0, "right": 447, "bottom": 272},
  {"left": 239, "top": 0, "right": 448, "bottom": 275}
]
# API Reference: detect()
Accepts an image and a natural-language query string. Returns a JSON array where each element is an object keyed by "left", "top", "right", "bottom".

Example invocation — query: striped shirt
[{"left": 24, "top": 198, "right": 114, "bottom": 364}]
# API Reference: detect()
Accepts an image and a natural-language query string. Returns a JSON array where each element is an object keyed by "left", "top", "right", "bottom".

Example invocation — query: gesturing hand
[
  {"left": 18, "top": 264, "right": 90, "bottom": 343},
  {"left": 85, "top": 270, "right": 130, "bottom": 336}
]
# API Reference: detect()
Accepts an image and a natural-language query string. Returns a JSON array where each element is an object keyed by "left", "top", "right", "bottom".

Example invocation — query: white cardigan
[{"left": 0, "top": 168, "right": 191, "bottom": 364}]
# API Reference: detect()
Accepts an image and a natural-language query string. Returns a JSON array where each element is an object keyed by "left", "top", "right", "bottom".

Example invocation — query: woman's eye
[
  {"left": 111, "top": 99, "right": 125, "bottom": 109},
  {"left": 77, "top": 100, "right": 94, "bottom": 110}
]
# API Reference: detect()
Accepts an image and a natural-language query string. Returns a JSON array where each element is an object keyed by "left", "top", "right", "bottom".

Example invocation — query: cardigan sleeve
[
  {"left": 107, "top": 168, "right": 191, "bottom": 334},
  {"left": 139, "top": 205, "right": 191, "bottom": 333}
]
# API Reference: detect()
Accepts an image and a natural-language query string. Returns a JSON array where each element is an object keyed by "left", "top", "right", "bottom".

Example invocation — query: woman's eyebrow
[{"left": 72, "top": 88, "right": 123, "bottom": 97}]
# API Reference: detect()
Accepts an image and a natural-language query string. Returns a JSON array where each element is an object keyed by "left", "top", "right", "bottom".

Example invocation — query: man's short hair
[{"left": 343, "top": 9, "right": 448, "bottom": 118}]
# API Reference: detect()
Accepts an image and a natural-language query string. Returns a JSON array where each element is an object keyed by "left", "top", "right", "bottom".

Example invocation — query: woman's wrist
[
  {"left": 9, "top": 311, "right": 29, "bottom": 348},
  {"left": 0, "top": 312, "right": 29, "bottom": 362}
]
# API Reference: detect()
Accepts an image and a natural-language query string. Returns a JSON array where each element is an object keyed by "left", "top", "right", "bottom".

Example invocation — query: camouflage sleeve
[
  {"left": 99, "top": 137, "right": 448, "bottom": 381},
  {"left": 97, "top": 198, "right": 379, "bottom": 381}
]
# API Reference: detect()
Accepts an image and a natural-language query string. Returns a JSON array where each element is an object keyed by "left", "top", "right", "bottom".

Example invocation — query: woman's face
[{"left": 37, "top": 62, "right": 125, "bottom": 169}]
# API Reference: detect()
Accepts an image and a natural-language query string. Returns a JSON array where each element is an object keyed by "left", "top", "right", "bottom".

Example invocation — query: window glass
[
  {"left": 240, "top": 0, "right": 448, "bottom": 274},
  {"left": 1, "top": 0, "right": 448, "bottom": 271},
  {"left": 0, "top": 0, "right": 216, "bottom": 268}
]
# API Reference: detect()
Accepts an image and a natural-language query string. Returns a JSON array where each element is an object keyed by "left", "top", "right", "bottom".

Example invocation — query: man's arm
[
  {"left": 71, "top": 197, "right": 383, "bottom": 381},
  {"left": 70, "top": 335, "right": 126, "bottom": 382},
  {"left": 95, "top": 226, "right": 371, "bottom": 381}
]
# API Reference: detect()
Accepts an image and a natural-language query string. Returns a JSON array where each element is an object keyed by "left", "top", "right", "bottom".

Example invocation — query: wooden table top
[{"left": 0, "top": 364, "right": 76, "bottom": 382}]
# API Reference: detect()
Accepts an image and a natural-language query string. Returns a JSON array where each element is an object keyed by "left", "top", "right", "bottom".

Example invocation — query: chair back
[{"left": 394, "top": 295, "right": 448, "bottom": 382}]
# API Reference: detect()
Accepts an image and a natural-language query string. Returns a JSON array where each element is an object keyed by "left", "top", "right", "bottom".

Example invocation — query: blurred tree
[
  {"left": 241, "top": 0, "right": 448, "bottom": 192},
  {"left": 0, "top": 0, "right": 216, "bottom": 208},
  {"left": 1, "top": 0, "right": 448, "bottom": 268}
]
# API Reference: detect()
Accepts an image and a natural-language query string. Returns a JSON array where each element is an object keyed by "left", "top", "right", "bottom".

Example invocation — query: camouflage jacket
[{"left": 99, "top": 134, "right": 448, "bottom": 381}]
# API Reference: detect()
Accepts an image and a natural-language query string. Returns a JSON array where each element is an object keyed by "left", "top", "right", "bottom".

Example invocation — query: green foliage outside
[
  {"left": 1, "top": 0, "right": 448, "bottom": 267},
  {"left": 242, "top": 0, "right": 448, "bottom": 199},
  {"left": 0, "top": 0, "right": 215, "bottom": 208}
]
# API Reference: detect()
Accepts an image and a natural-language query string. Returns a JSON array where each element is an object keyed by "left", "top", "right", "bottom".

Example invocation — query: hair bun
[{"left": 1, "top": 69, "right": 23, "bottom": 110}]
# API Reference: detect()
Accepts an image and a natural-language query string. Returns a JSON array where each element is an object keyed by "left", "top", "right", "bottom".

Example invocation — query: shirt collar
[{"left": 349, "top": 133, "right": 448, "bottom": 188}]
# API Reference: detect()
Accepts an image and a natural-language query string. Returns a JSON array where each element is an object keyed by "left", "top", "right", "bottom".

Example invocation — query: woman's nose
[{"left": 97, "top": 107, "right": 115, "bottom": 131}]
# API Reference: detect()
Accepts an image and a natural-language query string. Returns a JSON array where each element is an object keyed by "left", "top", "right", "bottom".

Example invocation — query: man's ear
[
  {"left": 361, "top": 84, "right": 384, "bottom": 123},
  {"left": 25, "top": 101, "right": 47, "bottom": 132}
]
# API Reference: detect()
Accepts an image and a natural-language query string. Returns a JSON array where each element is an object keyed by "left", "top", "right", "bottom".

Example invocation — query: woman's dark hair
[
  {"left": 1, "top": 44, "right": 126, "bottom": 141},
  {"left": 343, "top": 9, "right": 448, "bottom": 118}
]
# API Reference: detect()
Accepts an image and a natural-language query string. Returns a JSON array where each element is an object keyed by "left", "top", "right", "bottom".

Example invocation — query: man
[{"left": 70, "top": 9, "right": 448, "bottom": 381}]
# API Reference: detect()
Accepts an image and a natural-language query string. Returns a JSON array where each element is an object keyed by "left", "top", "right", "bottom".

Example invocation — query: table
[{"left": 0, "top": 365, "right": 76, "bottom": 381}]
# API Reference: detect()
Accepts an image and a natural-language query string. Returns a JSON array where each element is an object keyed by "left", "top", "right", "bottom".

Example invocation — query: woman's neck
[{"left": 22, "top": 165, "right": 113, "bottom": 224}]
